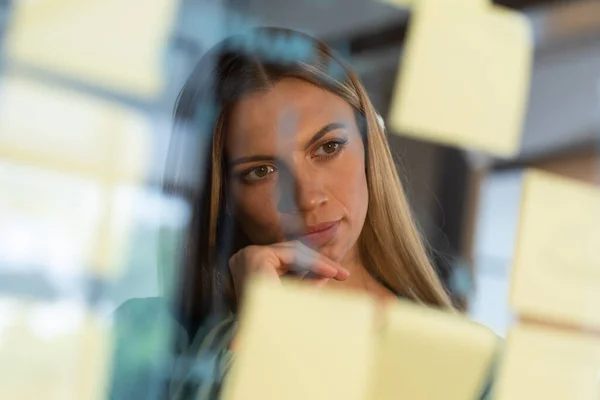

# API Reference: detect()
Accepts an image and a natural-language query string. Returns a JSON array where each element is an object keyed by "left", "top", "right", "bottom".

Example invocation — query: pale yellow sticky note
[
  {"left": 389, "top": 0, "right": 532, "bottom": 156},
  {"left": 0, "top": 299, "right": 113, "bottom": 400},
  {"left": 367, "top": 300, "right": 498, "bottom": 400},
  {"left": 495, "top": 323, "right": 600, "bottom": 400},
  {"left": 0, "top": 75, "right": 150, "bottom": 277},
  {"left": 4, "top": 0, "right": 178, "bottom": 98},
  {"left": 511, "top": 170, "right": 600, "bottom": 330},
  {"left": 0, "top": 75, "right": 151, "bottom": 183},
  {"left": 221, "top": 277, "right": 376, "bottom": 400}
]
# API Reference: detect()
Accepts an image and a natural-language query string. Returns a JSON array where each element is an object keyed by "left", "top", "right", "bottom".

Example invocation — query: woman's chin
[{"left": 320, "top": 244, "right": 343, "bottom": 263}]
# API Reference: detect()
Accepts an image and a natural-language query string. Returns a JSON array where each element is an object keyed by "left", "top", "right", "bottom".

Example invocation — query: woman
[{"left": 110, "top": 27, "right": 459, "bottom": 400}]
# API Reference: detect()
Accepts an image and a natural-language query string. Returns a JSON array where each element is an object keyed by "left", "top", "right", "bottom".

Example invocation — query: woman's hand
[{"left": 228, "top": 240, "right": 350, "bottom": 302}]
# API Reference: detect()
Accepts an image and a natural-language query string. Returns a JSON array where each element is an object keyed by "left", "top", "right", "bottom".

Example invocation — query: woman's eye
[
  {"left": 314, "top": 141, "right": 341, "bottom": 157},
  {"left": 244, "top": 165, "right": 276, "bottom": 182}
]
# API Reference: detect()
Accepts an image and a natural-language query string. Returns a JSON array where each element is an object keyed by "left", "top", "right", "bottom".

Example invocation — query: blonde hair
[{"left": 167, "top": 27, "right": 451, "bottom": 332}]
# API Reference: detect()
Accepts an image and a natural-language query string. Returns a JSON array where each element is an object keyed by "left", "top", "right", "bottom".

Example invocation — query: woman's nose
[{"left": 277, "top": 166, "right": 328, "bottom": 213}]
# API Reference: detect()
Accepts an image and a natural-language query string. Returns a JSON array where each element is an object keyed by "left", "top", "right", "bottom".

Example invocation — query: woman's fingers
[
  {"left": 273, "top": 241, "right": 349, "bottom": 280},
  {"left": 228, "top": 241, "right": 349, "bottom": 303}
]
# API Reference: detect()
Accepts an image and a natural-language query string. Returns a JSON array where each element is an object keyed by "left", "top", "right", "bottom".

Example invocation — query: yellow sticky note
[
  {"left": 389, "top": 0, "right": 532, "bottom": 156},
  {"left": 495, "top": 324, "right": 600, "bottom": 400},
  {"left": 4, "top": 0, "right": 178, "bottom": 98},
  {"left": 368, "top": 300, "right": 498, "bottom": 400},
  {"left": 0, "top": 75, "right": 151, "bottom": 183},
  {"left": 0, "top": 299, "right": 113, "bottom": 400},
  {"left": 0, "top": 75, "right": 150, "bottom": 277},
  {"left": 511, "top": 170, "right": 600, "bottom": 330},
  {"left": 221, "top": 277, "right": 375, "bottom": 400}
]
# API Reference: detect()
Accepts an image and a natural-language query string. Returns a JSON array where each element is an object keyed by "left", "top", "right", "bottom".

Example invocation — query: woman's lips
[{"left": 298, "top": 220, "right": 340, "bottom": 247}]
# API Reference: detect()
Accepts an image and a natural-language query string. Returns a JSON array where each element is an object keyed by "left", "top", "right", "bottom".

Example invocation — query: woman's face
[{"left": 225, "top": 78, "right": 368, "bottom": 264}]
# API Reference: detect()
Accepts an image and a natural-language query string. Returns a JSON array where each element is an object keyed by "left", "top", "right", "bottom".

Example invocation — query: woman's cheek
[
  {"left": 329, "top": 151, "right": 369, "bottom": 244},
  {"left": 332, "top": 151, "right": 367, "bottom": 201},
  {"left": 233, "top": 184, "right": 282, "bottom": 244}
]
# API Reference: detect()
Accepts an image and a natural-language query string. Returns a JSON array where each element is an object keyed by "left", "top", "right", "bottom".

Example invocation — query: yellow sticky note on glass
[
  {"left": 222, "top": 278, "right": 375, "bottom": 400},
  {"left": 223, "top": 277, "right": 500, "bottom": 400},
  {"left": 4, "top": 0, "right": 178, "bottom": 98},
  {"left": 0, "top": 300, "right": 112, "bottom": 400},
  {"left": 511, "top": 170, "right": 600, "bottom": 330},
  {"left": 495, "top": 324, "right": 600, "bottom": 400},
  {"left": 389, "top": 0, "right": 532, "bottom": 156},
  {"left": 368, "top": 300, "right": 498, "bottom": 400},
  {"left": 0, "top": 75, "right": 150, "bottom": 277},
  {"left": 0, "top": 75, "right": 151, "bottom": 183}
]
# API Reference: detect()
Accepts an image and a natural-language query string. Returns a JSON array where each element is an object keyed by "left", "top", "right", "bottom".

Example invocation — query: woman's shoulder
[
  {"left": 112, "top": 297, "right": 189, "bottom": 346},
  {"left": 109, "top": 297, "right": 188, "bottom": 399},
  {"left": 111, "top": 296, "right": 191, "bottom": 356},
  {"left": 112, "top": 297, "right": 168, "bottom": 324}
]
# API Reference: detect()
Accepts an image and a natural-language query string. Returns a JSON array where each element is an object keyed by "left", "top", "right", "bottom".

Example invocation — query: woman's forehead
[{"left": 225, "top": 78, "right": 356, "bottom": 153}]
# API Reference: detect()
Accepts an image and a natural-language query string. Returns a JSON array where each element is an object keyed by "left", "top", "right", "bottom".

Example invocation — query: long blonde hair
[{"left": 167, "top": 27, "right": 451, "bottom": 333}]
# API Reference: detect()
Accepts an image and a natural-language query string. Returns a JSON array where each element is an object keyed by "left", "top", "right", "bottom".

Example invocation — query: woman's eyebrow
[
  {"left": 229, "top": 155, "right": 276, "bottom": 167},
  {"left": 303, "top": 122, "right": 347, "bottom": 150}
]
